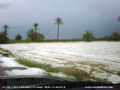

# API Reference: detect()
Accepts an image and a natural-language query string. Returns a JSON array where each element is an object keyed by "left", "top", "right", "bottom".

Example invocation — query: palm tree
[
  {"left": 33, "top": 23, "right": 39, "bottom": 33},
  {"left": 54, "top": 17, "right": 63, "bottom": 40},
  {"left": 82, "top": 30, "right": 94, "bottom": 42},
  {"left": 3, "top": 25, "right": 9, "bottom": 34}
]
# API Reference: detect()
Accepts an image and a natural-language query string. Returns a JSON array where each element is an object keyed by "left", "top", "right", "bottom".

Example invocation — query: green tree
[
  {"left": 33, "top": 33, "right": 45, "bottom": 41},
  {"left": 3, "top": 25, "right": 9, "bottom": 34},
  {"left": 39, "top": 34, "right": 45, "bottom": 40},
  {"left": 111, "top": 32, "right": 119, "bottom": 41},
  {"left": 15, "top": 34, "right": 22, "bottom": 40},
  {"left": 33, "top": 23, "right": 39, "bottom": 33},
  {"left": 27, "top": 30, "right": 45, "bottom": 41},
  {"left": 82, "top": 30, "right": 95, "bottom": 42},
  {"left": 0, "top": 32, "right": 9, "bottom": 43},
  {"left": 30, "top": 28, "right": 34, "bottom": 41},
  {"left": 54, "top": 17, "right": 63, "bottom": 40},
  {"left": 27, "top": 29, "right": 34, "bottom": 41},
  {"left": 31, "top": 28, "right": 34, "bottom": 33}
]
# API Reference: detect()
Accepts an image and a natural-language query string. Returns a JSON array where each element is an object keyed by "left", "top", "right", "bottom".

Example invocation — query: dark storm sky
[{"left": 0, "top": 0, "right": 120, "bottom": 39}]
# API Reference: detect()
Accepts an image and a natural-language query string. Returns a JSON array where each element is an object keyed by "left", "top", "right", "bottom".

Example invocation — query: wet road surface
[
  {"left": 0, "top": 54, "right": 8, "bottom": 76},
  {"left": 0, "top": 54, "right": 27, "bottom": 77}
]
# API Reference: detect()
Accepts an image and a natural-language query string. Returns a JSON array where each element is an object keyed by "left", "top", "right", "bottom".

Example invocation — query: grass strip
[
  {"left": 15, "top": 58, "right": 91, "bottom": 81},
  {"left": 15, "top": 59, "right": 76, "bottom": 80},
  {"left": 15, "top": 59, "right": 53, "bottom": 72},
  {"left": 0, "top": 47, "right": 16, "bottom": 57},
  {"left": 15, "top": 59, "right": 113, "bottom": 83}
]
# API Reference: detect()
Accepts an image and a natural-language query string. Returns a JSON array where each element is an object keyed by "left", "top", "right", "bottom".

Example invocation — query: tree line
[
  {"left": 0, "top": 23, "right": 45, "bottom": 43},
  {"left": 0, "top": 17, "right": 120, "bottom": 43},
  {"left": 82, "top": 31, "right": 120, "bottom": 42},
  {"left": 0, "top": 17, "right": 62, "bottom": 43}
]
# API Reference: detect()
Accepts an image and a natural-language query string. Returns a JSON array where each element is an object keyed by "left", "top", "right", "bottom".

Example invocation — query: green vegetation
[
  {"left": 96, "top": 32, "right": 120, "bottom": 41},
  {"left": 27, "top": 29, "right": 34, "bottom": 41},
  {"left": 15, "top": 34, "right": 22, "bottom": 40},
  {"left": 41, "top": 38, "right": 83, "bottom": 42},
  {"left": 0, "top": 47, "right": 112, "bottom": 83},
  {"left": 15, "top": 59, "right": 52, "bottom": 72},
  {"left": 0, "top": 47, "right": 9, "bottom": 52},
  {"left": 1, "top": 17, "right": 120, "bottom": 44},
  {"left": 15, "top": 58, "right": 111, "bottom": 83},
  {"left": 15, "top": 59, "right": 75, "bottom": 80},
  {"left": 0, "top": 32, "right": 9, "bottom": 44},
  {"left": 15, "top": 58, "right": 90, "bottom": 81},
  {"left": 8, "top": 39, "right": 31, "bottom": 43},
  {"left": 0, "top": 25, "right": 9, "bottom": 44},
  {"left": 33, "top": 23, "right": 39, "bottom": 33},
  {"left": 111, "top": 32, "right": 119, "bottom": 41},
  {"left": 82, "top": 30, "right": 95, "bottom": 42},
  {"left": 6, "top": 34, "right": 120, "bottom": 43},
  {"left": 0, "top": 47, "right": 16, "bottom": 57},
  {"left": 54, "top": 17, "right": 63, "bottom": 40},
  {"left": 27, "top": 30, "right": 45, "bottom": 42},
  {"left": 8, "top": 38, "right": 82, "bottom": 43},
  {"left": 26, "top": 23, "right": 44, "bottom": 42},
  {"left": 3, "top": 25, "right": 9, "bottom": 34}
]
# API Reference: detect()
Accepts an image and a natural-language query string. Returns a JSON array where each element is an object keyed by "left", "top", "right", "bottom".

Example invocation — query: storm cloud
[
  {"left": 0, "top": 0, "right": 120, "bottom": 39},
  {"left": 0, "top": 3, "right": 9, "bottom": 9}
]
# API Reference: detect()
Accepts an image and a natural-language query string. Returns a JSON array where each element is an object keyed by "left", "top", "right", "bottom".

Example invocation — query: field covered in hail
[{"left": 0, "top": 41, "right": 120, "bottom": 84}]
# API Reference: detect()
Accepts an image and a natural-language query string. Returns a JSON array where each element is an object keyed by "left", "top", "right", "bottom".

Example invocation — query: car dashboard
[{"left": 0, "top": 75, "right": 120, "bottom": 90}]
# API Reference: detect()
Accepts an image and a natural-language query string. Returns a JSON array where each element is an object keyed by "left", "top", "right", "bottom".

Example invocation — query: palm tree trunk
[{"left": 57, "top": 24, "right": 59, "bottom": 40}]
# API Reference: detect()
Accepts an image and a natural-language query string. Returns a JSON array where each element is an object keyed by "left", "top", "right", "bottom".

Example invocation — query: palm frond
[
  {"left": 54, "top": 17, "right": 63, "bottom": 25},
  {"left": 33, "top": 23, "right": 39, "bottom": 27},
  {"left": 3, "top": 25, "right": 9, "bottom": 29}
]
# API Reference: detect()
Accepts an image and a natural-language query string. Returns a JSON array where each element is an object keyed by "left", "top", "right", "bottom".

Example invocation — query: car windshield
[{"left": 0, "top": 0, "right": 120, "bottom": 89}]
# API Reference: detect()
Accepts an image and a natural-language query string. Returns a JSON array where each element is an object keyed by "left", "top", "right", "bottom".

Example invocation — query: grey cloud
[
  {"left": 0, "top": 3, "right": 10, "bottom": 9},
  {"left": 0, "top": 0, "right": 120, "bottom": 39}
]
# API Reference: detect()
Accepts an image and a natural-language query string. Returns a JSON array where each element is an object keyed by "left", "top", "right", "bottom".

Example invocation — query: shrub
[
  {"left": 15, "top": 34, "right": 22, "bottom": 40},
  {"left": 111, "top": 32, "right": 119, "bottom": 41},
  {"left": 27, "top": 30, "right": 45, "bottom": 41},
  {"left": 82, "top": 30, "right": 95, "bottom": 42},
  {"left": 0, "top": 32, "right": 9, "bottom": 43}
]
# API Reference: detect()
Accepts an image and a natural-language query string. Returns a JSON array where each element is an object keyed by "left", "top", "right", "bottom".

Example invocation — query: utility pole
[{"left": 118, "top": 16, "right": 120, "bottom": 24}]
